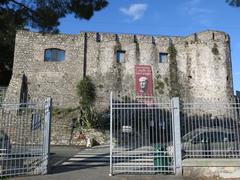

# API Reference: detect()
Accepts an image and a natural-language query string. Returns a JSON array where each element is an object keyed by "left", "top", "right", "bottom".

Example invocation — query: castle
[{"left": 5, "top": 30, "right": 234, "bottom": 108}]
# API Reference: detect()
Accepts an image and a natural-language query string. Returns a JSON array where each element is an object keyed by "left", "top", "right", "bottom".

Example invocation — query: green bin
[{"left": 154, "top": 144, "right": 171, "bottom": 172}]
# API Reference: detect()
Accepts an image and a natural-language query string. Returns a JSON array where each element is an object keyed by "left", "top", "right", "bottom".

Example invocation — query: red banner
[{"left": 135, "top": 65, "right": 153, "bottom": 96}]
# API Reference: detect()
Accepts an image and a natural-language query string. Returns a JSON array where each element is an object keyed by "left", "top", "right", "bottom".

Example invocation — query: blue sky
[{"left": 59, "top": 0, "right": 240, "bottom": 93}]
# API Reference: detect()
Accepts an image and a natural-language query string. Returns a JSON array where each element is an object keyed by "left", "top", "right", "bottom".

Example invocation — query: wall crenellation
[
  {"left": 5, "top": 29, "right": 234, "bottom": 109},
  {"left": 81, "top": 30, "right": 228, "bottom": 47}
]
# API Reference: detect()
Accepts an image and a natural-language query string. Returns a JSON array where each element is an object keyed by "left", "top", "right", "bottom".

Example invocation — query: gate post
[
  {"left": 43, "top": 97, "right": 52, "bottom": 174},
  {"left": 171, "top": 97, "right": 182, "bottom": 176},
  {"left": 109, "top": 92, "right": 113, "bottom": 176}
]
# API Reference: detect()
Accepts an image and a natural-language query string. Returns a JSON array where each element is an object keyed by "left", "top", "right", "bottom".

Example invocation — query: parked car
[
  {"left": 0, "top": 130, "right": 11, "bottom": 154},
  {"left": 166, "top": 128, "right": 240, "bottom": 158}
]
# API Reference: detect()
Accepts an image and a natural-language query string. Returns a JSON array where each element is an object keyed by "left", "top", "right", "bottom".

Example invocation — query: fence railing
[
  {"left": 180, "top": 98, "right": 240, "bottom": 159},
  {"left": 110, "top": 93, "right": 178, "bottom": 175},
  {"left": 0, "top": 98, "right": 52, "bottom": 178},
  {"left": 110, "top": 93, "right": 240, "bottom": 175}
]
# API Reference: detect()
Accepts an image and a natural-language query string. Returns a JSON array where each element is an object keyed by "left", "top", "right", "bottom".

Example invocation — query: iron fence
[
  {"left": 180, "top": 98, "right": 240, "bottom": 159},
  {"left": 110, "top": 93, "right": 177, "bottom": 175},
  {"left": 0, "top": 98, "right": 51, "bottom": 178},
  {"left": 110, "top": 93, "right": 240, "bottom": 176}
]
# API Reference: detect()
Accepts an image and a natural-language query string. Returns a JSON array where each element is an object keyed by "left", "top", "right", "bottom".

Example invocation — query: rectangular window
[
  {"left": 159, "top": 53, "right": 168, "bottom": 63},
  {"left": 44, "top": 48, "right": 65, "bottom": 62},
  {"left": 116, "top": 51, "right": 125, "bottom": 63}
]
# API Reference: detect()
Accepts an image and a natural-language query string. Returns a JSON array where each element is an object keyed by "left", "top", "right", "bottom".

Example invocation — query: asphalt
[
  {"left": 49, "top": 145, "right": 83, "bottom": 167},
  {"left": 13, "top": 166, "right": 194, "bottom": 180},
  {"left": 8, "top": 145, "right": 212, "bottom": 180}
]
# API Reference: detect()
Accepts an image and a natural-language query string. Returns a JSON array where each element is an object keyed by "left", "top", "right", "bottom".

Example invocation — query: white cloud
[
  {"left": 180, "top": 0, "right": 214, "bottom": 26},
  {"left": 187, "top": 7, "right": 213, "bottom": 15},
  {"left": 120, "top": 3, "right": 148, "bottom": 21},
  {"left": 189, "top": 0, "right": 201, "bottom": 6},
  {"left": 183, "top": 0, "right": 213, "bottom": 15}
]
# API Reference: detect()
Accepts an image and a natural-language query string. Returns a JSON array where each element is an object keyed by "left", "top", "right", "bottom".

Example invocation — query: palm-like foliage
[{"left": 226, "top": 0, "right": 240, "bottom": 7}]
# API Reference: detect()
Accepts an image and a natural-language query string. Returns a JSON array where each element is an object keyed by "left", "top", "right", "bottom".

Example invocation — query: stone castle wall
[
  {"left": 5, "top": 30, "right": 234, "bottom": 108},
  {"left": 5, "top": 30, "right": 84, "bottom": 107}
]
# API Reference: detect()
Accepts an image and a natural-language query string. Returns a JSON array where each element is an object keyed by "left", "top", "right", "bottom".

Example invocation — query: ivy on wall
[
  {"left": 155, "top": 79, "right": 165, "bottom": 95},
  {"left": 168, "top": 44, "right": 181, "bottom": 97}
]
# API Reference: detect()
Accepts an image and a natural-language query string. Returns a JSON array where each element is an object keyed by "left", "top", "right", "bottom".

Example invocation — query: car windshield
[{"left": 182, "top": 130, "right": 201, "bottom": 142}]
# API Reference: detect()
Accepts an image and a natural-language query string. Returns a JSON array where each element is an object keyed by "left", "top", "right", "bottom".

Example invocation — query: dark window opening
[
  {"left": 44, "top": 48, "right": 65, "bottom": 62},
  {"left": 116, "top": 51, "right": 125, "bottom": 63},
  {"left": 159, "top": 53, "right": 168, "bottom": 63},
  {"left": 115, "top": 34, "right": 119, "bottom": 42},
  {"left": 134, "top": 35, "right": 137, "bottom": 43},
  {"left": 152, "top": 36, "right": 156, "bottom": 44},
  {"left": 96, "top": 33, "right": 101, "bottom": 42}
]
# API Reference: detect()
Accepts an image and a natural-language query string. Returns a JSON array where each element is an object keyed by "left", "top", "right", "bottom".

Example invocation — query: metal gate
[
  {"left": 0, "top": 98, "right": 52, "bottom": 178},
  {"left": 109, "top": 93, "right": 181, "bottom": 175},
  {"left": 180, "top": 98, "right": 240, "bottom": 159},
  {"left": 110, "top": 93, "right": 240, "bottom": 175}
]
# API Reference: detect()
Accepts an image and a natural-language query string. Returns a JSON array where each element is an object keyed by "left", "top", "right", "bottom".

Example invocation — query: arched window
[{"left": 44, "top": 48, "right": 65, "bottom": 62}]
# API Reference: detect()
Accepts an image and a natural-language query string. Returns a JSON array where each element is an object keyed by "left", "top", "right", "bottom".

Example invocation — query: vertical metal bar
[
  {"left": 114, "top": 93, "right": 117, "bottom": 174},
  {"left": 123, "top": 94, "right": 126, "bottom": 174},
  {"left": 154, "top": 98, "right": 158, "bottom": 174},
  {"left": 109, "top": 92, "right": 113, "bottom": 176},
  {"left": 19, "top": 106, "right": 24, "bottom": 175},
  {"left": 145, "top": 97, "right": 149, "bottom": 173},
  {"left": 234, "top": 98, "right": 240, "bottom": 158},
  {"left": 43, "top": 97, "right": 52, "bottom": 174},
  {"left": 227, "top": 100, "right": 231, "bottom": 157},
  {"left": 169, "top": 100, "right": 173, "bottom": 173},
  {"left": 133, "top": 94, "right": 137, "bottom": 173},
  {"left": 171, "top": 97, "right": 182, "bottom": 176},
  {"left": 142, "top": 97, "right": 144, "bottom": 173}
]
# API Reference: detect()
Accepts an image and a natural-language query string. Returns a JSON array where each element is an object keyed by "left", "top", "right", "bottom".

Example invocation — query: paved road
[
  {"left": 11, "top": 145, "right": 196, "bottom": 180},
  {"left": 49, "top": 145, "right": 84, "bottom": 167},
  {"left": 14, "top": 166, "right": 194, "bottom": 180}
]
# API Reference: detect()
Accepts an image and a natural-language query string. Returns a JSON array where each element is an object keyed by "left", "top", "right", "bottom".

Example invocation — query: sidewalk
[
  {"left": 12, "top": 145, "right": 194, "bottom": 180},
  {"left": 13, "top": 166, "right": 194, "bottom": 180}
]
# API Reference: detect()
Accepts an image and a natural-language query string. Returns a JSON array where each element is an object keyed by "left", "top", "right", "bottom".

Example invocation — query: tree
[
  {"left": 0, "top": 0, "right": 108, "bottom": 85},
  {"left": 226, "top": 0, "right": 240, "bottom": 7}
]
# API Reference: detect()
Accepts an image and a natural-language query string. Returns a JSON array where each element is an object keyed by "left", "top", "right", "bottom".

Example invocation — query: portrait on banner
[{"left": 135, "top": 65, "right": 153, "bottom": 96}]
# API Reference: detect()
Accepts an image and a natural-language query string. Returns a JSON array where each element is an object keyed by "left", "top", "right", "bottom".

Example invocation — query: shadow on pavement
[{"left": 49, "top": 145, "right": 109, "bottom": 174}]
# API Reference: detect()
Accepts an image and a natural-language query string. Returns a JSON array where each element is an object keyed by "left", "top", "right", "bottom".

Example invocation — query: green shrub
[
  {"left": 76, "top": 76, "right": 97, "bottom": 129},
  {"left": 155, "top": 80, "right": 165, "bottom": 94},
  {"left": 80, "top": 106, "right": 98, "bottom": 129},
  {"left": 77, "top": 76, "right": 96, "bottom": 107}
]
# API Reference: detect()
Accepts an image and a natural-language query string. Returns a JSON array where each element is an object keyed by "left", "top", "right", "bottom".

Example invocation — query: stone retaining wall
[{"left": 183, "top": 159, "right": 240, "bottom": 179}]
